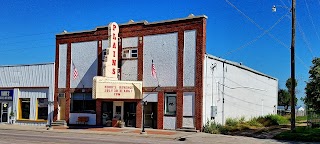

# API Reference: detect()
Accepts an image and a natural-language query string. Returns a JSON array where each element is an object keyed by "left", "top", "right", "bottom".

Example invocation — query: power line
[
  {"left": 224, "top": 76, "right": 277, "bottom": 98},
  {"left": 296, "top": 20, "right": 315, "bottom": 58},
  {"left": 225, "top": 0, "right": 309, "bottom": 70},
  {"left": 223, "top": 91, "right": 275, "bottom": 108},
  {"left": 304, "top": 0, "right": 320, "bottom": 44},
  {"left": 223, "top": 10, "right": 290, "bottom": 57}
]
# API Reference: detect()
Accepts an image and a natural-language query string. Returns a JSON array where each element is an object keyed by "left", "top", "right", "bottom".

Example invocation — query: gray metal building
[{"left": 0, "top": 63, "right": 54, "bottom": 126}]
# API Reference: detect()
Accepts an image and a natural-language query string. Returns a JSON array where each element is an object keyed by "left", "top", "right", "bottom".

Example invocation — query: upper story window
[{"left": 122, "top": 47, "right": 138, "bottom": 59}]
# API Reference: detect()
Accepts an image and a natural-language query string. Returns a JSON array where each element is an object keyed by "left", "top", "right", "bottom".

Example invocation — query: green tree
[
  {"left": 278, "top": 89, "right": 290, "bottom": 110},
  {"left": 278, "top": 78, "right": 298, "bottom": 110},
  {"left": 305, "top": 58, "right": 320, "bottom": 112}
]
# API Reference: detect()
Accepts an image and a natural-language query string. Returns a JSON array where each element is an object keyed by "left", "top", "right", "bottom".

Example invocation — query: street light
[{"left": 273, "top": 0, "right": 296, "bottom": 132}]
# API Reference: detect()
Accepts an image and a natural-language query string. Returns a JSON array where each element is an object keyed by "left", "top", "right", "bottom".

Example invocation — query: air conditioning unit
[
  {"left": 58, "top": 93, "right": 65, "bottom": 98},
  {"left": 122, "top": 53, "right": 128, "bottom": 58}
]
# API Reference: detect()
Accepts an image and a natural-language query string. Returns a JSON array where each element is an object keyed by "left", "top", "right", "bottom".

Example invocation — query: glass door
[
  {"left": 144, "top": 102, "right": 157, "bottom": 129},
  {"left": 1, "top": 103, "right": 8, "bottom": 123}
]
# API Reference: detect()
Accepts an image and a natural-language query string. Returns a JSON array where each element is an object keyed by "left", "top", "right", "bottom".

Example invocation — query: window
[
  {"left": 122, "top": 48, "right": 138, "bottom": 59},
  {"left": 71, "top": 93, "right": 96, "bottom": 113},
  {"left": 37, "top": 98, "right": 48, "bottom": 120},
  {"left": 164, "top": 93, "right": 176, "bottom": 115},
  {"left": 131, "top": 49, "right": 138, "bottom": 58},
  {"left": 20, "top": 98, "right": 30, "bottom": 119}
]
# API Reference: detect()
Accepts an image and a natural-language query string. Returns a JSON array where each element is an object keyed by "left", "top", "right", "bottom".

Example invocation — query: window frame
[
  {"left": 164, "top": 93, "right": 177, "bottom": 116},
  {"left": 37, "top": 98, "right": 48, "bottom": 120},
  {"left": 70, "top": 93, "right": 96, "bottom": 114},
  {"left": 19, "top": 98, "right": 31, "bottom": 120}
]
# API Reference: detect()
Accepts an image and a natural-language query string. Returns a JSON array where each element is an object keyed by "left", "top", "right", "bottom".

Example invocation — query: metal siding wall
[
  {"left": 58, "top": 44, "right": 67, "bottom": 88},
  {"left": 122, "top": 37, "right": 138, "bottom": 48},
  {"left": 71, "top": 41, "right": 98, "bottom": 88},
  {"left": 203, "top": 56, "right": 278, "bottom": 124},
  {"left": 121, "top": 60, "right": 138, "bottom": 81},
  {"left": 143, "top": 33, "right": 178, "bottom": 87},
  {"left": 0, "top": 64, "right": 54, "bottom": 87},
  {"left": 183, "top": 30, "right": 196, "bottom": 87}
]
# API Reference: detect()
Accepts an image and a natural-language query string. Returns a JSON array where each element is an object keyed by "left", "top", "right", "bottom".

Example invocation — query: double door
[{"left": 0, "top": 103, "right": 8, "bottom": 123}]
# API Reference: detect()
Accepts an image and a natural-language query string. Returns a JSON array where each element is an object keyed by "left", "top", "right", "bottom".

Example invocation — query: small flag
[
  {"left": 72, "top": 61, "right": 78, "bottom": 80},
  {"left": 151, "top": 60, "right": 157, "bottom": 79}
]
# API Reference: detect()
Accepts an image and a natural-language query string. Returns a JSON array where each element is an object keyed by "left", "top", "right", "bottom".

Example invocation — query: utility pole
[{"left": 290, "top": 0, "right": 296, "bottom": 132}]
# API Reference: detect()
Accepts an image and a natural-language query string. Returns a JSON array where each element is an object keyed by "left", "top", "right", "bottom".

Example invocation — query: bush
[
  {"left": 225, "top": 118, "right": 239, "bottom": 127},
  {"left": 203, "top": 121, "right": 224, "bottom": 134},
  {"left": 247, "top": 118, "right": 263, "bottom": 127}
]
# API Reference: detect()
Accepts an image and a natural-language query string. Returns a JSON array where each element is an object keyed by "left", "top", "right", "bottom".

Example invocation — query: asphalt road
[
  {"left": 0, "top": 129, "right": 183, "bottom": 144},
  {"left": 0, "top": 129, "right": 310, "bottom": 144}
]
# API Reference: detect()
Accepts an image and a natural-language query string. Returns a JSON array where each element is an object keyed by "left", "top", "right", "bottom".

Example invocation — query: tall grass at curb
[{"left": 203, "top": 115, "right": 289, "bottom": 134}]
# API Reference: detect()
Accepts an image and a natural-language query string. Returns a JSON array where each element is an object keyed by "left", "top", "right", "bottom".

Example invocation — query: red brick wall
[
  {"left": 55, "top": 17, "right": 207, "bottom": 129},
  {"left": 96, "top": 99, "right": 102, "bottom": 125},
  {"left": 65, "top": 43, "right": 71, "bottom": 124},
  {"left": 136, "top": 101, "right": 142, "bottom": 128},
  {"left": 157, "top": 91, "right": 164, "bottom": 129},
  {"left": 54, "top": 41, "right": 59, "bottom": 121}
]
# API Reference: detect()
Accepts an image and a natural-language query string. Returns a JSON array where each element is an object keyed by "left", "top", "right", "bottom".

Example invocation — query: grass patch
[
  {"left": 257, "top": 114, "right": 289, "bottom": 126},
  {"left": 274, "top": 126, "right": 320, "bottom": 142},
  {"left": 295, "top": 116, "right": 307, "bottom": 122}
]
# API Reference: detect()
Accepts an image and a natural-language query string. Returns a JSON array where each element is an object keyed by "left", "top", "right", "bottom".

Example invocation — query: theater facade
[{"left": 54, "top": 14, "right": 278, "bottom": 130}]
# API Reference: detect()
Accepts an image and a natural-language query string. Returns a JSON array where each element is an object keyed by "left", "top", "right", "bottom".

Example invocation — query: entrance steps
[
  {"left": 50, "top": 120, "right": 67, "bottom": 126},
  {"left": 176, "top": 127, "right": 199, "bottom": 132}
]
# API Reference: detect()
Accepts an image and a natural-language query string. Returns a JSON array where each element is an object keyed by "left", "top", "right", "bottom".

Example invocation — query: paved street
[
  {"left": 0, "top": 124, "right": 313, "bottom": 144},
  {"left": 0, "top": 129, "right": 307, "bottom": 144}
]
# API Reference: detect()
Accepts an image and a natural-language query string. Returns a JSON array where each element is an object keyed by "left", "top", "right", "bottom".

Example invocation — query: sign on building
[
  {"left": 92, "top": 76, "right": 142, "bottom": 99},
  {"left": 0, "top": 90, "right": 13, "bottom": 101}
]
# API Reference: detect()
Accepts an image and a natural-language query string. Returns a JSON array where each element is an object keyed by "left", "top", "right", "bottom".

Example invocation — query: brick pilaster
[
  {"left": 96, "top": 99, "right": 102, "bottom": 125},
  {"left": 136, "top": 101, "right": 142, "bottom": 128},
  {"left": 54, "top": 41, "right": 59, "bottom": 121},
  {"left": 176, "top": 31, "right": 184, "bottom": 129},
  {"left": 65, "top": 43, "right": 71, "bottom": 124},
  {"left": 157, "top": 91, "right": 164, "bottom": 129},
  {"left": 137, "top": 36, "right": 143, "bottom": 81}
]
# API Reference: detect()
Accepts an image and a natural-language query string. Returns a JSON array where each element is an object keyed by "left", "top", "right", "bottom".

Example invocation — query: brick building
[{"left": 53, "top": 14, "right": 278, "bottom": 130}]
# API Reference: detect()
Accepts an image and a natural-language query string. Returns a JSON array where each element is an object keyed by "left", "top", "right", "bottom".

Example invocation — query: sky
[{"left": 1, "top": 0, "right": 319, "bottom": 106}]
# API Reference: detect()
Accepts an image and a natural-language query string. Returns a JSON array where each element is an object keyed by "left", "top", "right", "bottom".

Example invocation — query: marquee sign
[
  {"left": 0, "top": 90, "right": 13, "bottom": 101},
  {"left": 92, "top": 76, "right": 142, "bottom": 99},
  {"left": 103, "top": 22, "right": 119, "bottom": 80}
]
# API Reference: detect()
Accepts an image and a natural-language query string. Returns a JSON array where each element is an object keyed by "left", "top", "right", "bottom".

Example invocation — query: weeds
[{"left": 203, "top": 115, "right": 288, "bottom": 134}]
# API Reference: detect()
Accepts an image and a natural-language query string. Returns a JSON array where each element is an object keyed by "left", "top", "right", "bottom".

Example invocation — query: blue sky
[{"left": 1, "top": 0, "right": 319, "bottom": 106}]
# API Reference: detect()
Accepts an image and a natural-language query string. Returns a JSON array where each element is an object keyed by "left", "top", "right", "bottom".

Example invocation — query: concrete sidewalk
[{"left": 0, "top": 124, "right": 194, "bottom": 140}]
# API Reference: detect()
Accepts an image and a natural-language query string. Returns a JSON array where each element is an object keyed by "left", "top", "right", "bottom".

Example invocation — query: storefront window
[
  {"left": 165, "top": 93, "right": 176, "bottom": 115},
  {"left": 71, "top": 93, "right": 96, "bottom": 113},
  {"left": 20, "top": 98, "right": 30, "bottom": 119},
  {"left": 37, "top": 98, "right": 48, "bottom": 120}
]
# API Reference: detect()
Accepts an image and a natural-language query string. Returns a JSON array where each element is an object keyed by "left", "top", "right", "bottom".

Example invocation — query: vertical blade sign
[{"left": 104, "top": 22, "right": 119, "bottom": 80}]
